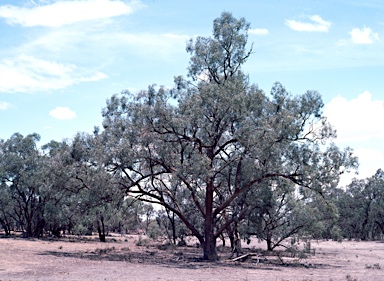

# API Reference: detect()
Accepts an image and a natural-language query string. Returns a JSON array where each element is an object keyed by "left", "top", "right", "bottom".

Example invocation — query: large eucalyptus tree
[{"left": 99, "top": 12, "right": 357, "bottom": 261}]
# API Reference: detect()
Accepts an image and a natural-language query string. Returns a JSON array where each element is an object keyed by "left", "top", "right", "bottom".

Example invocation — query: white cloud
[
  {"left": 354, "top": 147, "right": 384, "bottom": 177},
  {"left": 80, "top": 72, "right": 108, "bottom": 82},
  {"left": 0, "top": 54, "right": 107, "bottom": 93},
  {"left": 49, "top": 106, "right": 77, "bottom": 120},
  {"left": 249, "top": 28, "right": 269, "bottom": 36},
  {"left": 23, "top": 28, "right": 189, "bottom": 60},
  {"left": 285, "top": 15, "right": 331, "bottom": 32},
  {"left": 324, "top": 91, "right": 384, "bottom": 143},
  {"left": 350, "top": 27, "right": 379, "bottom": 44},
  {"left": 0, "top": 101, "right": 11, "bottom": 110},
  {"left": 116, "top": 33, "right": 188, "bottom": 47},
  {"left": 324, "top": 92, "right": 384, "bottom": 184},
  {"left": 339, "top": 147, "right": 384, "bottom": 187},
  {"left": 0, "top": 0, "right": 143, "bottom": 27},
  {"left": 95, "top": 32, "right": 190, "bottom": 58}
]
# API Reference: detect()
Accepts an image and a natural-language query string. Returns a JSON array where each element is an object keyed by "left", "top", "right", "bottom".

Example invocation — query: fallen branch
[{"left": 231, "top": 253, "right": 260, "bottom": 262}]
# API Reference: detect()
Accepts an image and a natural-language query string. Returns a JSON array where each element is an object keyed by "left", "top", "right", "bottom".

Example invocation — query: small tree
[
  {"left": 240, "top": 178, "right": 300, "bottom": 251},
  {"left": 239, "top": 176, "right": 336, "bottom": 251}
]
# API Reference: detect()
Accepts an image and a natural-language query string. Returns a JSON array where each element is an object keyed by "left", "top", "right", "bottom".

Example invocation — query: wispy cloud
[
  {"left": 162, "top": 33, "right": 190, "bottom": 40},
  {"left": 0, "top": 23, "right": 186, "bottom": 95},
  {"left": 49, "top": 106, "right": 77, "bottom": 120},
  {"left": 93, "top": 31, "right": 191, "bottom": 58},
  {"left": 285, "top": 15, "right": 331, "bottom": 32},
  {"left": 249, "top": 28, "right": 269, "bottom": 36},
  {"left": 0, "top": 101, "right": 11, "bottom": 110},
  {"left": 350, "top": 27, "right": 379, "bottom": 44},
  {"left": 0, "top": 0, "right": 143, "bottom": 27},
  {"left": 0, "top": 54, "right": 107, "bottom": 93}
]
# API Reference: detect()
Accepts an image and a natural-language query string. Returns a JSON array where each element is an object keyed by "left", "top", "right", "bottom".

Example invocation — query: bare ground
[{"left": 0, "top": 234, "right": 383, "bottom": 281}]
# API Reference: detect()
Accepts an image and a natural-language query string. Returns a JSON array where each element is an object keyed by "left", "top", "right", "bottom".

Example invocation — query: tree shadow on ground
[{"left": 39, "top": 244, "right": 332, "bottom": 271}]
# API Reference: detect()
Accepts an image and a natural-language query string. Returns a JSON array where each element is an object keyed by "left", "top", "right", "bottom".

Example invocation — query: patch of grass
[
  {"left": 135, "top": 236, "right": 150, "bottom": 246},
  {"left": 345, "top": 274, "right": 358, "bottom": 281},
  {"left": 365, "top": 263, "right": 381, "bottom": 269},
  {"left": 94, "top": 246, "right": 115, "bottom": 255},
  {"left": 146, "top": 250, "right": 157, "bottom": 256},
  {"left": 285, "top": 240, "right": 316, "bottom": 260},
  {"left": 157, "top": 242, "right": 173, "bottom": 251},
  {"left": 173, "top": 251, "right": 183, "bottom": 257}
]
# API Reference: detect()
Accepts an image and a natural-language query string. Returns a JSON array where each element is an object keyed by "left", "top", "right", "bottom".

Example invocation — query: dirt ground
[{"left": 0, "top": 234, "right": 384, "bottom": 281}]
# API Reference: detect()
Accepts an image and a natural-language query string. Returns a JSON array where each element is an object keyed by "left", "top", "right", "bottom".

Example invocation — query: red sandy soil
[{"left": 0, "top": 234, "right": 384, "bottom": 281}]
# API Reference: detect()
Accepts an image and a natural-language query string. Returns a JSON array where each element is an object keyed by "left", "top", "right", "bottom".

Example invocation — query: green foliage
[
  {"left": 335, "top": 169, "right": 384, "bottom": 240},
  {"left": 146, "top": 222, "right": 163, "bottom": 240},
  {"left": 135, "top": 235, "right": 151, "bottom": 246},
  {"left": 0, "top": 133, "right": 49, "bottom": 237},
  {"left": 155, "top": 208, "right": 189, "bottom": 245},
  {"left": 235, "top": 173, "right": 342, "bottom": 250},
  {"left": 0, "top": 132, "right": 141, "bottom": 240},
  {"left": 285, "top": 239, "right": 315, "bottom": 259},
  {"left": 72, "top": 224, "right": 92, "bottom": 236},
  {"left": 186, "top": 11, "right": 252, "bottom": 83}
]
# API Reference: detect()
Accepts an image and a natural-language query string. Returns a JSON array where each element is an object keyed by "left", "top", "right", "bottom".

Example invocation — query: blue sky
[{"left": 0, "top": 0, "right": 383, "bottom": 186}]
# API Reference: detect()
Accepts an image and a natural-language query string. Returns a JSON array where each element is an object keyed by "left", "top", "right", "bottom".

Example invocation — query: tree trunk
[
  {"left": 220, "top": 233, "right": 225, "bottom": 247},
  {"left": 233, "top": 227, "right": 242, "bottom": 257},
  {"left": 228, "top": 227, "right": 235, "bottom": 250},
  {"left": 97, "top": 215, "right": 106, "bottom": 242},
  {"left": 33, "top": 218, "right": 45, "bottom": 238},
  {"left": 25, "top": 221, "right": 33, "bottom": 238},
  {"left": 203, "top": 232, "right": 218, "bottom": 261},
  {"left": 266, "top": 231, "right": 273, "bottom": 251},
  {"left": 171, "top": 212, "right": 177, "bottom": 245},
  {"left": 0, "top": 217, "right": 11, "bottom": 236},
  {"left": 166, "top": 208, "right": 177, "bottom": 245},
  {"left": 203, "top": 182, "right": 219, "bottom": 261}
]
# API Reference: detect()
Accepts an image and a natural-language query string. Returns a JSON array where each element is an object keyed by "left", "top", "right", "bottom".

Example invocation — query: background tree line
[
  {"left": 0, "top": 12, "right": 382, "bottom": 261},
  {"left": 0, "top": 131, "right": 383, "bottom": 255}
]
